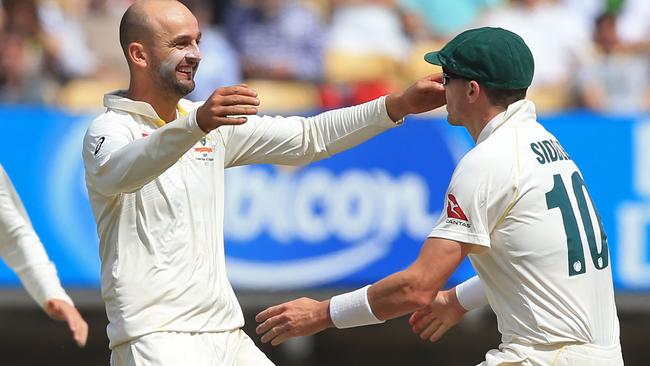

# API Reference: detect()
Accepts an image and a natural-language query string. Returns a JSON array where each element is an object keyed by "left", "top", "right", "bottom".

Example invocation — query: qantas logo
[{"left": 446, "top": 194, "right": 468, "bottom": 221}]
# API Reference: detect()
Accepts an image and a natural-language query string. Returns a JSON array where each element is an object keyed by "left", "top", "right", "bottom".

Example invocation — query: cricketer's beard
[{"left": 153, "top": 49, "right": 197, "bottom": 97}]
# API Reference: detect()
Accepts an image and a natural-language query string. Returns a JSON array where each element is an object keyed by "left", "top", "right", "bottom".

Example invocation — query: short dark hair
[
  {"left": 482, "top": 87, "right": 528, "bottom": 109},
  {"left": 119, "top": 4, "right": 153, "bottom": 59}
]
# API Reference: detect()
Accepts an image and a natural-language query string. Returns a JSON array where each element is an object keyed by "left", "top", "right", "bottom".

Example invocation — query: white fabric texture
[
  {"left": 329, "top": 285, "right": 384, "bottom": 329},
  {"left": 478, "top": 341, "right": 623, "bottom": 366},
  {"left": 455, "top": 275, "right": 487, "bottom": 311},
  {"left": 0, "top": 165, "right": 73, "bottom": 307},
  {"left": 110, "top": 329, "right": 275, "bottom": 366},
  {"left": 83, "top": 91, "right": 398, "bottom": 348},
  {"left": 429, "top": 100, "right": 620, "bottom": 350}
]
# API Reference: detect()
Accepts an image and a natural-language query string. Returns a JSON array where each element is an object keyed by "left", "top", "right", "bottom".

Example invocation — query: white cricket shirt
[
  {"left": 0, "top": 165, "right": 73, "bottom": 307},
  {"left": 83, "top": 91, "right": 398, "bottom": 348},
  {"left": 429, "top": 100, "right": 620, "bottom": 347}
]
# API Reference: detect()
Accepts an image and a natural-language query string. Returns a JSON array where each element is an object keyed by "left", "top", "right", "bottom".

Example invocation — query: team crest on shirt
[
  {"left": 445, "top": 194, "right": 471, "bottom": 228},
  {"left": 193, "top": 135, "right": 216, "bottom": 162}
]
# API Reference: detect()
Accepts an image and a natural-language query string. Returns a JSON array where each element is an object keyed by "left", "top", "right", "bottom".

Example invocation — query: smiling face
[{"left": 146, "top": 2, "right": 202, "bottom": 97}]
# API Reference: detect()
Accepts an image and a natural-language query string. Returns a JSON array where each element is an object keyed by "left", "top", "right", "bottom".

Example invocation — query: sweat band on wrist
[
  {"left": 329, "top": 285, "right": 385, "bottom": 329},
  {"left": 455, "top": 275, "right": 488, "bottom": 311}
]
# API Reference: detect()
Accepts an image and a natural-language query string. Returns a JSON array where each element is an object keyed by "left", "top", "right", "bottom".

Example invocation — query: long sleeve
[
  {"left": 83, "top": 109, "right": 206, "bottom": 196},
  {"left": 221, "top": 96, "right": 399, "bottom": 167},
  {"left": 0, "top": 166, "right": 73, "bottom": 308}
]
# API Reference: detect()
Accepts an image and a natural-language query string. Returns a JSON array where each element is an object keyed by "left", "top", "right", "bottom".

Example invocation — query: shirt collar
[
  {"left": 103, "top": 90, "right": 189, "bottom": 127},
  {"left": 476, "top": 99, "right": 536, "bottom": 144}
]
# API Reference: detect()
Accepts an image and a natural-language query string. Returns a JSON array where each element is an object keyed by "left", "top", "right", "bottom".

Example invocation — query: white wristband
[
  {"left": 329, "top": 285, "right": 385, "bottom": 329},
  {"left": 455, "top": 276, "right": 488, "bottom": 311}
]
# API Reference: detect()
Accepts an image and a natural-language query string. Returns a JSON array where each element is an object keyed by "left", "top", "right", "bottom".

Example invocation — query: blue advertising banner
[{"left": 0, "top": 106, "right": 648, "bottom": 292}]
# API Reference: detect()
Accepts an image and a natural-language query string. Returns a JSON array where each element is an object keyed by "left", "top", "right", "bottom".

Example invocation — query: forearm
[
  {"left": 328, "top": 269, "right": 439, "bottom": 329},
  {"left": 224, "top": 96, "right": 399, "bottom": 167},
  {"left": 301, "top": 96, "right": 399, "bottom": 161},
  {"left": 2, "top": 228, "right": 72, "bottom": 307},
  {"left": 87, "top": 110, "right": 206, "bottom": 195},
  {"left": 0, "top": 169, "right": 72, "bottom": 307},
  {"left": 367, "top": 269, "right": 441, "bottom": 320},
  {"left": 328, "top": 238, "right": 469, "bottom": 329}
]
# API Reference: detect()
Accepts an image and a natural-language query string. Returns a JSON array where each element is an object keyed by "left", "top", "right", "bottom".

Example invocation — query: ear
[
  {"left": 467, "top": 80, "right": 481, "bottom": 104},
  {"left": 127, "top": 42, "right": 148, "bottom": 69}
]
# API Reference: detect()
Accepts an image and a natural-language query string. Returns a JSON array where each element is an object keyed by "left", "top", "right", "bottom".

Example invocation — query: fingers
[
  {"left": 409, "top": 309, "right": 427, "bottom": 326},
  {"left": 419, "top": 76, "right": 445, "bottom": 91},
  {"left": 218, "top": 95, "right": 260, "bottom": 107},
  {"left": 270, "top": 328, "right": 293, "bottom": 346},
  {"left": 256, "top": 315, "right": 292, "bottom": 346},
  {"left": 67, "top": 313, "right": 89, "bottom": 347},
  {"left": 197, "top": 84, "right": 261, "bottom": 131},
  {"left": 418, "top": 318, "right": 441, "bottom": 340},
  {"left": 45, "top": 300, "right": 89, "bottom": 347},
  {"left": 256, "top": 313, "right": 285, "bottom": 336},
  {"left": 255, "top": 304, "right": 285, "bottom": 323},
  {"left": 258, "top": 324, "right": 291, "bottom": 346},
  {"left": 408, "top": 312, "right": 418, "bottom": 326},
  {"left": 59, "top": 304, "right": 89, "bottom": 348},
  {"left": 426, "top": 73, "right": 443, "bottom": 83},
  {"left": 429, "top": 322, "right": 450, "bottom": 343},
  {"left": 215, "top": 84, "right": 258, "bottom": 98},
  {"left": 411, "top": 311, "right": 437, "bottom": 334}
]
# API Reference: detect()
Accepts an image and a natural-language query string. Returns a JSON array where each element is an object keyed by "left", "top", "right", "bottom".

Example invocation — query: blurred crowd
[{"left": 1, "top": 0, "right": 650, "bottom": 114}]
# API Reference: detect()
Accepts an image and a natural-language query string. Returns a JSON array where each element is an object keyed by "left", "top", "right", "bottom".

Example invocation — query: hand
[
  {"left": 255, "top": 297, "right": 333, "bottom": 346},
  {"left": 385, "top": 74, "right": 446, "bottom": 121},
  {"left": 44, "top": 299, "right": 89, "bottom": 347},
  {"left": 408, "top": 288, "right": 465, "bottom": 343},
  {"left": 195, "top": 84, "right": 260, "bottom": 132}
]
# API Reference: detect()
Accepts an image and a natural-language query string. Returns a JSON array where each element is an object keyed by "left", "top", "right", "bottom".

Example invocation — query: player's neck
[{"left": 467, "top": 106, "right": 506, "bottom": 143}]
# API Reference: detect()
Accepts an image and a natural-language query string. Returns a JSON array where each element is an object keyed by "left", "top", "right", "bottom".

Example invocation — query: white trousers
[
  {"left": 110, "top": 329, "right": 275, "bottom": 366},
  {"left": 479, "top": 342, "right": 624, "bottom": 366}
]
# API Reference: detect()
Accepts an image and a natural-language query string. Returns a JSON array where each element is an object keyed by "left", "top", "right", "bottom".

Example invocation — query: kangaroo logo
[{"left": 447, "top": 194, "right": 468, "bottom": 221}]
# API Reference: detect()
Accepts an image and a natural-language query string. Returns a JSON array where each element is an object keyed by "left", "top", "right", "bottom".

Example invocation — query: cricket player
[
  {"left": 81, "top": 1, "right": 445, "bottom": 364},
  {"left": 0, "top": 165, "right": 88, "bottom": 347},
  {"left": 255, "top": 27, "right": 624, "bottom": 365}
]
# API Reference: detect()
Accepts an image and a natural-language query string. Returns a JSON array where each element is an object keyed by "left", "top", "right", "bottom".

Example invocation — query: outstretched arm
[
  {"left": 255, "top": 237, "right": 472, "bottom": 346},
  {"left": 84, "top": 85, "right": 259, "bottom": 196},
  {"left": 0, "top": 167, "right": 88, "bottom": 347},
  {"left": 221, "top": 74, "right": 446, "bottom": 167}
]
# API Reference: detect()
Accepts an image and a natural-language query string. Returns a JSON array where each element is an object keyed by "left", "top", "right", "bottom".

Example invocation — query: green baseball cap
[{"left": 425, "top": 27, "right": 534, "bottom": 89}]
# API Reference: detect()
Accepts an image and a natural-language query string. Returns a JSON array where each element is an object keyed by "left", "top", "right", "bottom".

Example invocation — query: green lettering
[
  {"left": 530, "top": 142, "right": 546, "bottom": 164},
  {"left": 542, "top": 140, "right": 559, "bottom": 162}
]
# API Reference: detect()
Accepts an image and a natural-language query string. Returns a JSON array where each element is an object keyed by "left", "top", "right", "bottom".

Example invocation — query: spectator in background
[
  {"left": 577, "top": 12, "right": 650, "bottom": 114},
  {"left": 616, "top": 0, "right": 650, "bottom": 45},
  {"left": 78, "top": 0, "right": 131, "bottom": 82},
  {"left": 226, "top": 0, "right": 324, "bottom": 81},
  {"left": 183, "top": 0, "right": 242, "bottom": 101},
  {"left": 0, "top": 0, "right": 60, "bottom": 103},
  {"left": 479, "top": 0, "right": 591, "bottom": 110},
  {"left": 38, "top": 0, "right": 98, "bottom": 81},
  {"left": 321, "top": 0, "right": 411, "bottom": 108},
  {"left": 561, "top": 0, "right": 607, "bottom": 30},
  {"left": 0, "top": 30, "right": 54, "bottom": 103},
  {"left": 399, "top": 0, "right": 503, "bottom": 40},
  {"left": 327, "top": 0, "right": 409, "bottom": 63}
]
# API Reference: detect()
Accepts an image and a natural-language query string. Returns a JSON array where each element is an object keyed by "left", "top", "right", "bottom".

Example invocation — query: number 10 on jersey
[{"left": 546, "top": 171, "right": 609, "bottom": 277}]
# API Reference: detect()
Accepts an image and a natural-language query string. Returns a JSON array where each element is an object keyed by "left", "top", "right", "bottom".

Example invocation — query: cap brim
[{"left": 424, "top": 51, "right": 442, "bottom": 65}]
